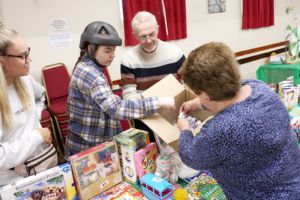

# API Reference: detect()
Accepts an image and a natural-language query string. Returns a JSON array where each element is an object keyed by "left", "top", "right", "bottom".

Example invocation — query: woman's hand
[
  {"left": 177, "top": 118, "right": 190, "bottom": 132},
  {"left": 37, "top": 128, "right": 52, "bottom": 144},
  {"left": 180, "top": 97, "right": 202, "bottom": 114}
]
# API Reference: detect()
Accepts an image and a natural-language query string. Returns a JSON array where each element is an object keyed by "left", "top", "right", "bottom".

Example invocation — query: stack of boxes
[
  {"left": 114, "top": 128, "right": 150, "bottom": 184},
  {"left": 277, "top": 77, "right": 300, "bottom": 142},
  {"left": 278, "top": 77, "right": 299, "bottom": 111}
]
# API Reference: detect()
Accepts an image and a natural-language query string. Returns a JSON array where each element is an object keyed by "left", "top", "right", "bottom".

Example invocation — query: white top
[{"left": 0, "top": 75, "right": 45, "bottom": 185}]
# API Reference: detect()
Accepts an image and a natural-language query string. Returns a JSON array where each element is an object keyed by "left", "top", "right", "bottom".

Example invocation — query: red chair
[
  {"left": 102, "top": 67, "right": 131, "bottom": 131},
  {"left": 41, "top": 63, "right": 70, "bottom": 144},
  {"left": 40, "top": 108, "right": 65, "bottom": 163}
]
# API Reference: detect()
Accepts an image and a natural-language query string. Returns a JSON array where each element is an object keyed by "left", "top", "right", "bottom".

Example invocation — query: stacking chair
[
  {"left": 102, "top": 67, "right": 132, "bottom": 131},
  {"left": 41, "top": 63, "right": 70, "bottom": 146},
  {"left": 40, "top": 109, "right": 56, "bottom": 145},
  {"left": 40, "top": 108, "right": 65, "bottom": 164}
]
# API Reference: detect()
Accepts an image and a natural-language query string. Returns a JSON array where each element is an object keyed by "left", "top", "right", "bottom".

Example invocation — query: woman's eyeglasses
[{"left": 3, "top": 47, "right": 31, "bottom": 61}]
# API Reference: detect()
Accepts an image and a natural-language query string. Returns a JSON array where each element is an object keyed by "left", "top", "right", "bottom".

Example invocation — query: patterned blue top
[
  {"left": 179, "top": 79, "right": 300, "bottom": 199},
  {"left": 66, "top": 55, "right": 159, "bottom": 158}
]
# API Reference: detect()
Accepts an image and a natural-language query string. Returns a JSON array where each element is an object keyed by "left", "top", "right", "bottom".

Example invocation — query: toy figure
[
  {"left": 155, "top": 145, "right": 202, "bottom": 183},
  {"left": 155, "top": 153, "right": 179, "bottom": 183}
]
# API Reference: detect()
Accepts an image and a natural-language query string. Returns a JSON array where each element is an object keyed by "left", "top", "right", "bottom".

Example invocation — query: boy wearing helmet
[{"left": 65, "top": 21, "right": 174, "bottom": 158}]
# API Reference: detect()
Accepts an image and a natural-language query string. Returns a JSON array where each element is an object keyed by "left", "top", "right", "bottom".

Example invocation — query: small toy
[
  {"left": 174, "top": 188, "right": 188, "bottom": 200},
  {"left": 140, "top": 173, "right": 174, "bottom": 200},
  {"left": 178, "top": 112, "right": 202, "bottom": 129},
  {"left": 155, "top": 145, "right": 201, "bottom": 184},
  {"left": 155, "top": 153, "right": 179, "bottom": 184}
]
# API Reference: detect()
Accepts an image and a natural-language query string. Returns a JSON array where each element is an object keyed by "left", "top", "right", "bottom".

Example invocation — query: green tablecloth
[{"left": 256, "top": 62, "right": 300, "bottom": 85}]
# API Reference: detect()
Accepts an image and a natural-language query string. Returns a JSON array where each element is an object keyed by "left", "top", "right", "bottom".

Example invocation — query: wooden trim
[
  {"left": 235, "top": 41, "right": 287, "bottom": 57},
  {"left": 112, "top": 79, "right": 121, "bottom": 86},
  {"left": 237, "top": 47, "right": 286, "bottom": 64},
  {"left": 111, "top": 41, "right": 288, "bottom": 83}
]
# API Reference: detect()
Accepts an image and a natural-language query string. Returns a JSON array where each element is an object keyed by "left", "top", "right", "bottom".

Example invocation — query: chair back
[
  {"left": 102, "top": 67, "right": 113, "bottom": 87},
  {"left": 42, "top": 63, "right": 70, "bottom": 106}
]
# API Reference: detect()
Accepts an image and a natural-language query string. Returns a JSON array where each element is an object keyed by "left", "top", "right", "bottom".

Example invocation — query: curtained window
[
  {"left": 242, "top": 0, "right": 274, "bottom": 30},
  {"left": 122, "top": 0, "right": 187, "bottom": 46}
]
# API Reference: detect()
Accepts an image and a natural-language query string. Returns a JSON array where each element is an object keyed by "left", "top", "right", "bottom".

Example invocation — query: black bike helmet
[{"left": 79, "top": 21, "right": 122, "bottom": 49}]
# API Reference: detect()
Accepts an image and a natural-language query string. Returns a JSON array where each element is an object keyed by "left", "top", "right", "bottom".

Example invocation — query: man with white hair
[
  {"left": 121, "top": 11, "right": 185, "bottom": 137},
  {"left": 121, "top": 11, "right": 185, "bottom": 99}
]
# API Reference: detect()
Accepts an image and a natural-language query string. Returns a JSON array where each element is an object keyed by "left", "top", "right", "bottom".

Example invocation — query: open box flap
[
  {"left": 141, "top": 75, "right": 184, "bottom": 145},
  {"left": 142, "top": 74, "right": 184, "bottom": 98},
  {"left": 141, "top": 74, "right": 213, "bottom": 147},
  {"left": 141, "top": 113, "right": 180, "bottom": 144}
]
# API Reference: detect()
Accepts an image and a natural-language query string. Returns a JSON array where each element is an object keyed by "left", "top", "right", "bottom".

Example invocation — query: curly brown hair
[{"left": 179, "top": 42, "right": 241, "bottom": 101}]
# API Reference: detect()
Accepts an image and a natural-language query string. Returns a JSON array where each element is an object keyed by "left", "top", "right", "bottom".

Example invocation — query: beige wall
[{"left": 0, "top": 0, "right": 299, "bottom": 82}]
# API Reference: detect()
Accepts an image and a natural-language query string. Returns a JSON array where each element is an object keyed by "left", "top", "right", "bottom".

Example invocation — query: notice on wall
[{"left": 48, "top": 18, "right": 73, "bottom": 49}]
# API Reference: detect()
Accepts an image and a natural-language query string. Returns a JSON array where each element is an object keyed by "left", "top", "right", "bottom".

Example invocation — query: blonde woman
[{"left": 0, "top": 24, "right": 56, "bottom": 186}]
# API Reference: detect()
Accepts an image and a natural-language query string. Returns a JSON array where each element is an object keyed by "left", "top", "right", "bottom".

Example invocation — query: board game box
[
  {"left": 69, "top": 141, "right": 122, "bottom": 200},
  {"left": 91, "top": 181, "right": 146, "bottom": 200},
  {"left": 0, "top": 163, "right": 78, "bottom": 200}
]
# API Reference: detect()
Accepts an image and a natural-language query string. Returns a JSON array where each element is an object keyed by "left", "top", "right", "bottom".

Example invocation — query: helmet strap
[{"left": 87, "top": 44, "right": 97, "bottom": 57}]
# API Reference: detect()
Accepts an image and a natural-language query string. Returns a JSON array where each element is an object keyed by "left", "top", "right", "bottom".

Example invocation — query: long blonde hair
[{"left": 0, "top": 23, "right": 30, "bottom": 130}]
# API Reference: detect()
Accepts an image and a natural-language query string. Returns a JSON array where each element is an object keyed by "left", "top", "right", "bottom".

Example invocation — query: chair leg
[
  {"left": 50, "top": 118, "right": 66, "bottom": 164},
  {"left": 49, "top": 113, "right": 67, "bottom": 164}
]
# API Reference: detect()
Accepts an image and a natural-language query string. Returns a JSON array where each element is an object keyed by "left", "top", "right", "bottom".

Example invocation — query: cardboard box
[
  {"left": 114, "top": 128, "right": 150, "bottom": 151},
  {"left": 134, "top": 142, "right": 158, "bottom": 178},
  {"left": 69, "top": 141, "right": 122, "bottom": 200},
  {"left": 90, "top": 181, "right": 146, "bottom": 200},
  {"left": 114, "top": 128, "right": 150, "bottom": 183},
  {"left": 142, "top": 74, "right": 213, "bottom": 150},
  {"left": 0, "top": 163, "right": 78, "bottom": 200}
]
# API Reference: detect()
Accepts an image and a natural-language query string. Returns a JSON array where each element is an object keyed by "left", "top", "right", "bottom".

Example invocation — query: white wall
[{"left": 0, "top": 0, "right": 299, "bottom": 82}]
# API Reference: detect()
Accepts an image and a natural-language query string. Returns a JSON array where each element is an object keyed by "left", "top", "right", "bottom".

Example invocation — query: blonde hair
[{"left": 0, "top": 24, "right": 30, "bottom": 130}]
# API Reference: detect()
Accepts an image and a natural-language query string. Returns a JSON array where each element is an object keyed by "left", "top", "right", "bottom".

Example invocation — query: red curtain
[
  {"left": 122, "top": 0, "right": 187, "bottom": 46},
  {"left": 163, "top": 0, "right": 187, "bottom": 40},
  {"left": 242, "top": 0, "right": 274, "bottom": 30}
]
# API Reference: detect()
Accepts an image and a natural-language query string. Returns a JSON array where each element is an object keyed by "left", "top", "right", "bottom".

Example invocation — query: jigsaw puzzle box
[
  {"left": 69, "top": 140, "right": 122, "bottom": 200},
  {"left": 141, "top": 74, "right": 213, "bottom": 150},
  {"left": 90, "top": 181, "right": 146, "bottom": 200},
  {"left": 186, "top": 173, "right": 226, "bottom": 200},
  {"left": 0, "top": 163, "right": 78, "bottom": 200}
]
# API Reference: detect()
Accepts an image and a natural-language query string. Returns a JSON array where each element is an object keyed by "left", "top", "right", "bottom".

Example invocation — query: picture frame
[{"left": 208, "top": 0, "right": 226, "bottom": 14}]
